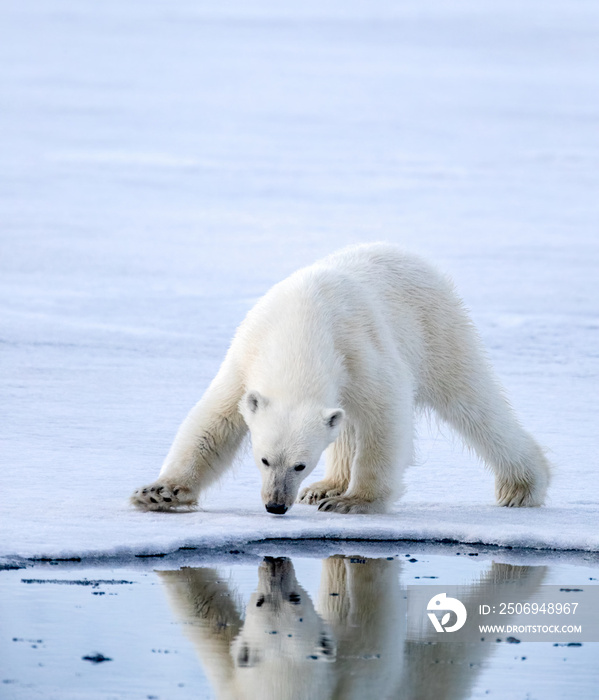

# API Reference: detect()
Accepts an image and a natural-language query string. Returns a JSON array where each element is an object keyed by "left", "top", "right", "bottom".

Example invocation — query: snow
[{"left": 1, "top": 0, "right": 598, "bottom": 562}]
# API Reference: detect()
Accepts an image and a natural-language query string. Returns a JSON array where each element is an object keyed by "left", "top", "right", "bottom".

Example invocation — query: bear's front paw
[
  {"left": 130, "top": 483, "right": 196, "bottom": 511},
  {"left": 317, "top": 495, "right": 386, "bottom": 515},
  {"left": 298, "top": 481, "right": 346, "bottom": 505}
]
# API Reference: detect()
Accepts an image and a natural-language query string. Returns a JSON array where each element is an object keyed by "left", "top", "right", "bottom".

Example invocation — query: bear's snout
[{"left": 265, "top": 502, "right": 288, "bottom": 515}]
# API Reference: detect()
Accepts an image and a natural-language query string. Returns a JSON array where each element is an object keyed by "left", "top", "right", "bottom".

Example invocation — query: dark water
[{"left": 1, "top": 542, "right": 598, "bottom": 699}]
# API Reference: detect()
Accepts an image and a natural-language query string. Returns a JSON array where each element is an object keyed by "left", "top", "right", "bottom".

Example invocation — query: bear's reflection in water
[{"left": 158, "top": 557, "right": 545, "bottom": 700}]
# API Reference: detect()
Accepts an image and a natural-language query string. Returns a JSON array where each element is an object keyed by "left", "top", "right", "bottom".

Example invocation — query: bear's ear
[
  {"left": 323, "top": 408, "right": 345, "bottom": 430},
  {"left": 244, "top": 390, "right": 268, "bottom": 414}
]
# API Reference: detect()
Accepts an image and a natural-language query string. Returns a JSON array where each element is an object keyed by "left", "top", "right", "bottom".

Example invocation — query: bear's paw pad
[{"left": 130, "top": 483, "right": 196, "bottom": 511}]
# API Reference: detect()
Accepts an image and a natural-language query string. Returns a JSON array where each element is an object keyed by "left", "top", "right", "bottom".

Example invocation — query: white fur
[{"left": 131, "top": 243, "right": 550, "bottom": 514}]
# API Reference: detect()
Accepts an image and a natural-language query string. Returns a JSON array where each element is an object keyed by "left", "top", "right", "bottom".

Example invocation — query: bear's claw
[
  {"left": 298, "top": 481, "right": 346, "bottom": 505},
  {"left": 317, "top": 495, "right": 386, "bottom": 514},
  {"left": 130, "top": 483, "right": 196, "bottom": 511},
  {"left": 495, "top": 478, "right": 544, "bottom": 507}
]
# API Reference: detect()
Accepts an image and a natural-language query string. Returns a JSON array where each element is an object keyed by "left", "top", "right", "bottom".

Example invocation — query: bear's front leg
[
  {"left": 131, "top": 407, "right": 246, "bottom": 511},
  {"left": 131, "top": 358, "right": 247, "bottom": 512},
  {"left": 317, "top": 395, "right": 412, "bottom": 515},
  {"left": 298, "top": 423, "right": 355, "bottom": 505}
]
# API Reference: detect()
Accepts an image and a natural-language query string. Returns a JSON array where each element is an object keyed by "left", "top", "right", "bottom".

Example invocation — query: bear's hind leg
[
  {"left": 429, "top": 351, "right": 550, "bottom": 507},
  {"left": 298, "top": 425, "right": 355, "bottom": 505}
]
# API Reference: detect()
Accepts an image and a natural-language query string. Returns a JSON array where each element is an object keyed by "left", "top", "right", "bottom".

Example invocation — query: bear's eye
[
  {"left": 288, "top": 592, "right": 301, "bottom": 604},
  {"left": 294, "top": 463, "right": 306, "bottom": 472},
  {"left": 261, "top": 458, "right": 270, "bottom": 466}
]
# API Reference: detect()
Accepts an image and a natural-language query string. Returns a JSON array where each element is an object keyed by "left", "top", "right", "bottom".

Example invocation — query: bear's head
[
  {"left": 230, "top": 557, "right": 336, "bottom": 698},
  {"left": 239, "top": 390, "right": 345, "bottom": 514}
]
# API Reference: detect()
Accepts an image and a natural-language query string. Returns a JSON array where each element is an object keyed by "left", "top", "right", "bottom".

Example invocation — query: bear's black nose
[{"left": 265, "top": 503, "right": 288, "bottom": 515}]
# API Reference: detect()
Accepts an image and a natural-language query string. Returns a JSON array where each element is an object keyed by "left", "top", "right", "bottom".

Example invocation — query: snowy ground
[{"left": 1, "top": 0, "right": 598, "bottom": 562}]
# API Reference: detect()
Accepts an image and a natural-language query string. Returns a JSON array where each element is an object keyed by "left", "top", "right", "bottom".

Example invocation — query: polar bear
[{"left": 131, "top": 243, "right": 550, "bottom": 514}]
